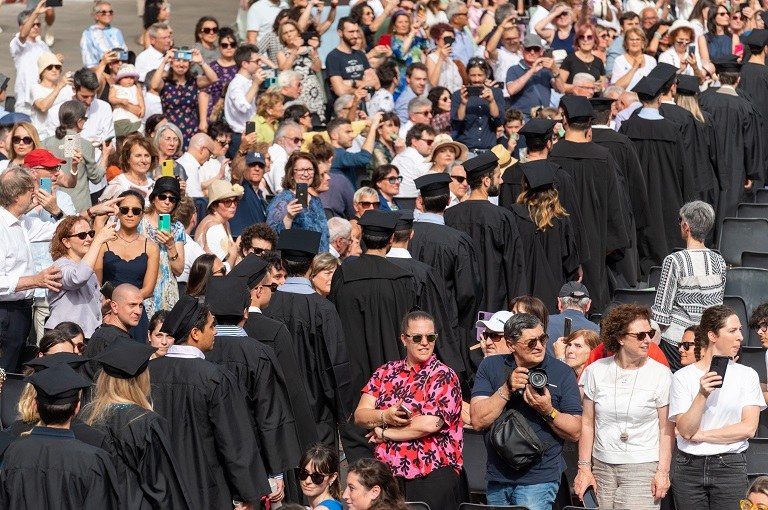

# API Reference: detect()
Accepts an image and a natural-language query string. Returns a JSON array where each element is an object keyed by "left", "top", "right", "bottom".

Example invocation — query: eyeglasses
[
  {"left": 283, "top": 136, "right": 303, "bottom": 145},
  {"left": 34, "top": 165, "right": 61, "bottom": 173},
  {"left": 404, "top": 333, "right": 438, "bottom": 343},
  {"left": 220, "top": 42, "right": 237, "bottom": 49},
  {"left": 260, "top": 282, "right": 279, "bottom": 292},
  {"left": 97, "top": 9, "right": 114, "bottom": 14},
  {"left": 420, "top": 138, "right": 435, "bottom": 145},
  {"left": 218, "top": 197, "right": 239, "bottom": 206},
  {"left": 520, "top": 334, "right": 548, "bottom": 350},
  {"left": 293, "top": 167, "right": 315, "bottom": 174},
  {"left": 118, "top": 206, "right": 143, "bottom": 215},
  {"left": 12, "top": 136, "right": 34, "bottom": 145},
  {"left": 200, "top": 26, "right": 219, "bottom": 34},
  {"left": 414, "top": 110, "right": 433, "bottom": 117},
  {"left": 358, "top": 201, "right": 380, "bottom": 208},
  {"left": 213, "top": 267, "right": 227, "bottom": 276},
  {"left": 45, "top": 64, "right": 62, "bottom": 71},
  {"left": 483, "top": 331, "right": 505, "bottom": 342},
  {"left": 579, "top": 34, "right": 594, "bottom": 41},
  {"left": 599, "top": 33, "right": 611, "bottom": 38},
  {"left": 382, "top": 175, "right": 403, "bottom": 184},
  {"left": 624, "top": 330, "right": 655, "bottom": 341},
  {"left": 732, "top": 14, "right": 743, "bottom": 20},
  {"left": 215, "top": 138, "right": 231, "bottom": 146},
  {"left": 680, "top": 341, "right": 694, "bottom": 351},
  {"left": 156, "top": 193, "right": 178, "bottom": 203},
  {"left": 740, "top": 500, "right": 768, "bottom": 510},
  {"left": 66, "top": 230, "right": 95, "bottom": 240},
  {"left": 296, "top": 468, "right": 327, "bottom": 485},
  {"left": 451, "top": 175, "right": 467, "bottom": 184},
  {"left": 32, "top": 22, "right": 41, "bottom": 27}
]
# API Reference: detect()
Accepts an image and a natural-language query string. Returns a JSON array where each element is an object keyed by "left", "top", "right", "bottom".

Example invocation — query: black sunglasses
[
  {"left": 220, "top": 42, "right": 237, "bottom": 49},
  {"left": 680, "top": 341, "right": 694, "bottom": 351},
  {"left": 404, "top": 333, "right": 438, "bottom": 344},
  {"left": 156, "top": 193, "right": 178, "bottom": 203},
  {"left": 12, "top": 136, "right": 33, "bottom": 145},
  {"left": 261, "top": 282, "right": 279, "bottom": 292},
  {"left": 624, "top": 330, "right": 655, "bottom": 341},
  {"left": 66, "top": 230, "right": 96, "bottom": 240},
  {"left": 520, "top": 334, "right": 548, "bottom": 350},
  {"left": 247, "top": 247, "right": 266, "bottom": 255},
  {"left": 451, "top": 175, "right": 466, "bottom": 184},
  {"left": 200, "top": 26, "right": 219, "bottom": 34},
  {"left": 483, "top": 330, "right": 505, "bottom": 341},
  {"left": 118, "top": 206, "right": 143, "bottom": 215},
  {"left": 46, "top": 64, "right": 62, "bottom": 71},
  {"left": 296, "top": 468, "right": 327, "bottom": 485}
]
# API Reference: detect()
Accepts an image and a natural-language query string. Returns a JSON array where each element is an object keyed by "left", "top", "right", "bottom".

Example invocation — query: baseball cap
[
  {"left": 559, "top": 281, "right": 590, "bottom": 299},
  {"left": 476, "top": 311, "right": 514, "bottom": 333}
]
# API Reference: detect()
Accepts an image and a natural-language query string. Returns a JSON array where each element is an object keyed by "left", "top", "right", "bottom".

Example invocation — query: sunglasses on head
[
  {"left": 118, "top": 206, "right": 143, "bottom": 215},
  {"left": 200, "top": 26, "right": 219, "bottom": 34},
  {"left": 624, "top": 330, "right": 655, "bottom": 341},
  {"left": 451, "top": 175, "right": 466, "bottom": 184},
  {"left": 296, "top": 468, "right": 327, "bottom": 485},
  {"left": 680, "top": 341, "right": 694, "bottom": 351},
  {"left": 12, "top": 136, "right": 33, "bottom": 145},
  {"left": 220, "top": 42, "right": 237, "bottom": 49},
  {"left": 520, "top": 334, "right": 548, "bottom": 350},
  {"left": 404, "top": 333, "right": 438, "bottom": 343},
  {"left": 66, "top": 230, "right": 96, "bottom": 240}
]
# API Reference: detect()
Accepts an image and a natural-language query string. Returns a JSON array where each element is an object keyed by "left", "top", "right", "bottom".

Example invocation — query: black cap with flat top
[
  {"left": 395, "top": 210, "right": 415, "bottom": 230},
  {"left": 589, "top": 97, "right": 616, "bottom": 112},
  {"left": 276, "top": 229, "right": 321, "bottom": 258},
  {"left": 206, "top": 277, "right": 250, "bottom": 317},
  {"left": 25, "top": 352, "right": 90, "bottom": 373},
  {"left": 676, "top": 75, "right": 700, "bottom": 96},
  {"left": 462, "top": 151, "right": 499, "bottom": 177},
  {"left": 713, "top": 56, "right": 742, "bottom": 73},
  {"left": 518, "top": 119, "right": 557, "bottom": 141},
  {"left": 632, "top": 76, "right": 667, "bottom": 101},
  {"left": 96, "top": 342, "right": 156, "bottom": 379},
  {"left": 358, "top": 210, "right": 399, "bottom": 234},
  {"left": 745, "top": 29, "right": 768, "bottom": 48},
  {"left": 26, "top": 363, "right": 92, "bottom": 405},
  {"left": 228, "top": 254, "right": 269, "bottom": 289},
  {"left": 161, "top": 295, "right": 205, "bottom": 340},
  {"left": 522, "top": 160, "right": 557, "bottom": 190},
  {"left": 560, "top": 95, "right": 595, "bottom": 122},
  {"left": 414, "top": 173, "right": 451, "bottom": 197}
]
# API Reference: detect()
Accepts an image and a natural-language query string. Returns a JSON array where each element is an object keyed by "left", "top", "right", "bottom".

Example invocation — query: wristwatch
[
  {"left": 542, "top": 408, "right": 558, "bottom": 423},
  {"left": 51, "top": 210, "right": 64, "bottom": 221}
]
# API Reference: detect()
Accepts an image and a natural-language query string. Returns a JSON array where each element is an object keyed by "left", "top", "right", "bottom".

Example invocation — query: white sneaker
[{"left": 43, "top": 31, "right": 54, "bottom": 46}]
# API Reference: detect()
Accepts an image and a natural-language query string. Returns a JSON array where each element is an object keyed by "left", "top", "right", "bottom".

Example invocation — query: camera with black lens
[{"left": 528, "top": 368, "right": 548, "bottom": 394}]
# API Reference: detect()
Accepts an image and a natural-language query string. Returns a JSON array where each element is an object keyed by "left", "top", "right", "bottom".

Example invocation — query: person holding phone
[
  {"left": 669, "top": 305, "right": 766, "bottom": 510},
  {"left": 426, "top": 24, "right": 462, "bottom": 92},
  {"left": 658, "top": 21, "right": 705, "bottom": 78},
  {"left": 194, "top": 180, "right": 244, "bottom": 269},
  {"left": 451, "top": 57, "right": 505, "bottom": 153}
]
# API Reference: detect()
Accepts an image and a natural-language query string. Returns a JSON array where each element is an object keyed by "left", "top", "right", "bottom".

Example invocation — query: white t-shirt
[
  {"left": 582, "top": 356, "right": 672, "bottom": 464},
  {"left": 179, "top": 236, "right": 206, "bottom": 283},
  {"left": 246, "top": 0, "right": 289, "bottom": 44},
  {"left": 611, "top": 54, "right": 657, "bottom": 89},
  {"left": 10, "top": 35, "right": 51, "bottom": 113},
  {"left": 529, "top": 6, "right": 553, "bottom": 34},
  {"left": 31, "top": 84, "right": 74, "bottom": 138},
  {"left": 669, "top": 360, "right": 766, "bottom": 455}
]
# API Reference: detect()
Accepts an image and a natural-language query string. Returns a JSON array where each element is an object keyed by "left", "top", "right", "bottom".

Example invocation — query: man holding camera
[{"left": 470, "top": 313, "right": 582, "bottom": 510}]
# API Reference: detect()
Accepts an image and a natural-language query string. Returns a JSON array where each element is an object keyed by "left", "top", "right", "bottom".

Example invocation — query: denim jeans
[
  {"left": 672, "top": 450, "right": 748, "bottom": 510},
  {"left": 486, "top": 480, "right": 560, "bottom": 510}
]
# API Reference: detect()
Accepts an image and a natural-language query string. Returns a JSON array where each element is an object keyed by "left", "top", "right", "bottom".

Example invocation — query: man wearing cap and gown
[
  {"left": 549, "top": 95, "right": 630, "bottom": 312},
  {"left": 149, "top": 295, "right": 271, "bottom": 509},
  {"left": 264, "top": 229, "right": 354, "bottom": 450},
  {"left": 698, "top": 57, "right": 763, "bottom": 226},
  {"left": 329, "top": 210, "right": 420, "bottom": 462},
  {"left": 589, "top": 96, "right": 651, "bottom": 286},
  {"left": 0, "top": 364, "right": 119, "bottom": 509},
  {"left": 499, "top": 118, "right": 588, "bottom": 270},
  {"left": 90, "top": 342, "right": 193, "bottom": 509},
  {"left": 738, "top": 29, "right": 768, "bottom": 164},
  {"left": 510, "top": 164, "right": 580, "bottom": 313},
  {"left": 445, "top": 151, "right": 528, "bottom": 312},
  {"left": 205, "top": 276, "right": 301, "bottom": 506}
]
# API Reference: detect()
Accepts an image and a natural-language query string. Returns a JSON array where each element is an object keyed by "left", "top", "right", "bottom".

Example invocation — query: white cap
[{"left": 476, "top": 311, "right": 515, "bottom": 333}]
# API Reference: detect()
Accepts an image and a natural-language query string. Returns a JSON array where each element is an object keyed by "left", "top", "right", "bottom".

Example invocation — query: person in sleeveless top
[{"left": 297, "top": 444, "right": 344, "bottom": 510}]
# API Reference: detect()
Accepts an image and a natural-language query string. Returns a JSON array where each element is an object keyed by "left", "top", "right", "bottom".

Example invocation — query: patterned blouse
[
  {"left": 266, "top": 190, "right": 330, "bottom": 253},
  {"left": 362, "top": 354, "right": 463, "bottom": 479}
]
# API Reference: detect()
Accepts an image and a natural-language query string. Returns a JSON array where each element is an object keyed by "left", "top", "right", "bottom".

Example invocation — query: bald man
[
  {"left": 176, "top": 132, "right": 219, "bottom": 223},
  {"left": 614, "top": 90, "right": 641, "bottom": 131},
  {"left": 82, "top": 283, "right": 143, "bottom": 381}
]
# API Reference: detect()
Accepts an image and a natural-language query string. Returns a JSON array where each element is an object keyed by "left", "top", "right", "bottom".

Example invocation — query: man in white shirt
[
  {"left": 399, "top": 97, "right": 433, "bottom": 139},
  {"left": 176, "top": 133, "right": 218, "bottom": 224},
  {"left": 225, "top": 44, "right": 267, "bottom": 157},
  {"left": 391, "top": 123, "right": 435, "bottom": 198},
  {"left": 10, "top": 6, "right": 52, "bottom": 115},
  {"left": 246, "top": 0, "right": 289, "bottom": 45},
  {"left": 134, "top": 22, "right": 172, "bottom": 84},
  {"left": 265, "top": 121, "right": 304, "bottom": 195}
]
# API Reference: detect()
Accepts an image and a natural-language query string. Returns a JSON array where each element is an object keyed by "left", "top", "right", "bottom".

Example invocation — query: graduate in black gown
[
  {"left": 549, "top": 96, "right": 630, "bottom": 312},
  {"left": 150, "top": 296, "right": 270, "bottom": 509},
  {"left": 329, "top": 210, "right": 420, "bottom": 462},
  {"left": 0, "top": 364, "right": 119, "bottom": 509},
  {"left": 204, "top": 276, "right": 301, "bottom": 506},
  {"left": 444, "top": 151, "right": 528, "bottom": 312},
  {"left": 263, "top": 229, "right": 354, "bottom": 449},
  {"left": 85, "top": 342, "right": 192, "bottom": 510},
  {"left": 700, "top": 57, "right": 765, "bottom": 224},
  {"left": 511, "top": 162, "right": 580, "bottom": 313},
  {"left": 738, "top": 30, "right": 768, "bottom": 183}
]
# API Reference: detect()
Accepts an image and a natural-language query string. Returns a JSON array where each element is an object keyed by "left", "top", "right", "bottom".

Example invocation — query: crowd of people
[{"left": 1, "top": 0, "right": 768, "bottom": 507}]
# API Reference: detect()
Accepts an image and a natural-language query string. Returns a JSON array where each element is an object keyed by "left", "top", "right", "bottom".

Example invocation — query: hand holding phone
[
  {"left": 158, "top": 213, "right": 171, "bottom": 233},
  {"left": 63, "top": 134, "right": 77, "bottom": 158},
  {"left": 467, "top": 85, "right": 483, "bottom": 97},
  {"left": 708, "top": 355, "right": 730, "bottom": 389},
  {"left": 583, "top": 486, "right": 599, "bottom": 508},
  {"left": 161, "top": 160, "right": 175, "bottom": 177},
  {"left": 296, "top": 183, "right": 309, "bottom": 208},
  {"left": 245, "top": 121, "right": 256, "bottom": 135},
  {"left": 39, "top": 177, "right": 52, "bottom": 194},
  {"left": 563, "top": 317, "right": 572, "bottom": 338}
]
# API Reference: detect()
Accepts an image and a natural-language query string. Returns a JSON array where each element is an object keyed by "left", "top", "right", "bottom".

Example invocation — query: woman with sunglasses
[
  {"left": 297, "top": 443, "right": 343, "bottom": 510},
  {"left": 101, "top": 133, "right": 157, "bottom": 204},
  {"left": 535, "top": 3, "right": 576, "bottom": 54},
  {"left": 138, "top": 177, "right": 185, "bottom": 319},
  {"left": 96, "top": 190, "right": 160, "bottom": 342},
  {"left": 47, "top": 215, "right": 117, "bottom": 339},
  {"left": 199, "top": 28, "right": 239, "bottom": 128},
  {"left": 678, "top": 325, "right": 700, "bottom": 367},
  {"left": 195, "top": 180, "right": 244, "bottom": 266},
  {"left": 427, "top": 86, "right": 452, "bottom": 135},
  {"left": 697, "top": 5, "right": 740, "bottom": 68},
  {"left": 743, "top": 476, "right": 768, "bottom": 510},
  {"left": 185, "top": 253, "right": 226, "bottom": 297},
  {"left": 559, "top": 23, "right": 606, "bottom": 94},
  {"left": 266, "top": 151, "right": 330, "bottom": 252},
  {"left": 669, "top": 305, "right": 765, "bottom": 509},
  {"left": 31, "top": 53, "right": 73, "bottom": 136},
  {"left": 371, "top": 164, "right": 401, "bottom": 211},
  {"left": 575, "top": 304, "right": 674, "bottom": 510},
  {"left": 658, "top": 21, "right": 705, "bottom": 79},
  {"left": 0, "top": 122, "right": 42, "bottom": 173},
  {"left": 192, "top": 16, "right": 221, "bottom": 65}
]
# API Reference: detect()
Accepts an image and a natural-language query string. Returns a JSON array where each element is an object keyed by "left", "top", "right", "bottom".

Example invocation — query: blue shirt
[
  {"left": 79, "top": 24, "right": 126, "bottom": 68},
  {"left": 472, "top": 353, "right": 582, "bottom": 485},
  {"left": 331, "top": 147, "right": 372, "bottom": 187},
  {"left": 546, "top": 309, "right": 600, "bottom": 357},
  {"left": 606, "top": 36, "right": 624, "bottom": 78},
  {"left": 394, "top": 86, "right": 417, "bottom": 125},
  {"left": 229, "top": 180, "right": 268, "bottom": 237},
  {"left": 320, "top": 171, "right": 356, "bottom": 219},
  {"left": 266, "top": 189, "right": 330, "bottom": 252},
  {"left": 451, "top": 27, "right": 477, "bottom": 65},
  {"left": 451, "top": 86, "right": 505, "bottom": 150},
  {"left": 277, "top": 276, "right": 315, "bottom": 294},
  {"left": 506, "top": 62, "right": 553, "bottom": 117}
]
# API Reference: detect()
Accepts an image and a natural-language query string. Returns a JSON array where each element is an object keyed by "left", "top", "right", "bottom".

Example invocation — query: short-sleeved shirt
[
  {"left": 362, "top": 354, "right": 463, "bottom": 479},
  {"left": 326, "top": 48, "right": 370, "bottom": 83},
  {"left": 560, "top": 53, "right": 606, "bottom": 83},
  {"left": 472, "top": 353, "right": 582, "bottom": 485},
  {"left": 506, "top": 62, "right": 553, "bottom": 116}
]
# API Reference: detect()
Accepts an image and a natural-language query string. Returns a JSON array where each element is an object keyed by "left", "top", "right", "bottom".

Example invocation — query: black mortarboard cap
[
  {"left": 713, "top": 55, "right": 742, "bottom": 73},
  {"left": 632, "top": 76, "right": 667, "bottom": 101},
  {"left": 395, "top": 210, "right": 414, "bottom": 231},
  {"left": 206, "top": 277, "right": 250, "bottom": 317},
  {"left": 25, "top": 352, "right": 90, "bottom": 373},
  {"left": 521, "top": 160, "right": 557, "bottom": 190},
  {"left": 96, "top": 342, "right": 156, "bottom": 379},
  {"left": 358, "top": 210, "right": 399, "bottom": 234},
  {"left": 560, "top": 95, "right": 595, "bottom": 121},
  {"left": 462, "top": 151, "right": 499, "bottom": 177},
  {"left": 276, "top": 229, "right": 321, "bottom": 258},
  {"left": 414, "top": 173, "right": 451, "bottom": 198},
  {"left": 676, "top": 75, "right": 700, "bottom": 96},
  {"left": 26, "top": 363, "right": 92, "bottom": 405},
  {"left": 160, "top": 295, "right": 205, "bottom": 340},
  {"left": 589, "top": 97, "right": 616, "bottom": 112},
  {"left": 228, "top": 254, "right": 268, "bottom": 289},
  {"left": 518, "top": 119, "right": 557, "bottom": 141},
  {"left": 745, "top": 29, "right": 768, "bottom": 48},
  {"left": 648, "top": 62, "right": 678, "bottom": 89}
]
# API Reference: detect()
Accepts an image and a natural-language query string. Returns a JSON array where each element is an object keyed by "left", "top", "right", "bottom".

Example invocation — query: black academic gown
[
  {"left": 149, "top": 355, "right": 270, "bottom": 508},
  {"left": 0, "top": 426, "right": 119, "bottom": 509},
  {"left": 82, "top": 324, "right": 134, "bottom": 382},
  {"left": 7, "top": 417, "right": 113, "bottom": 453},
  {"left": 510, "top": 204, "right": 580, "bottom": 313},
  {"left": 444, "top": 200, "right": 528, "bottom": 312},
  {"left": 619, "top": 113, "right": 696, "bottom": 268},
  {"left": 205, "top": 334, "right": 301, "bottom": 476},
  {"left": 328, "top": 254, "right": 419, "bottom": 462},
  {"left": 738, "top": 62, "right": 768, "bottom": 186},
  {"left": 93, "top": 405, "right": 192, "bottom": 510},
  {"left": 699, "top": 87, "right": 764, "bottom": 225},
  {"left": 243, "top": 312, "right": 320, "bottom": 451},
  {"left": 548, "top": 140, "right": 631, "bottom": 312},
  {"left": 263, "top": 289, "right": 354, "bottom": 448},
  {"left": 590, "top": 126, "right": 651, "bottom": 281}
]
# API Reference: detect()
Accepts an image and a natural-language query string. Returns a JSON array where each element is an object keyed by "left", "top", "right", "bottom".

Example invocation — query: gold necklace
[
  {"left": 613, "top": 356, "right": 641, "bottom": 443},
  {"left": 117, "top": 232, "right": 139, "bottom": 244}
]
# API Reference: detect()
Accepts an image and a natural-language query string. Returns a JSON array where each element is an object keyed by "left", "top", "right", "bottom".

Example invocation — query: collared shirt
[
  {"left": 331, "top": 147, "right": 372, "bottom": 187},
  {"left": 506, "top": 61, "right": 553, "bottom": 116},
  {"left": 329, "top": 245, "right": 341, "bottom": 258},
  {"left": 394, "top": 86, "right": 418, "bottom": 125},
  {"left": 613, "top": 101, "right": 642, "bottom": 131},
  {"left": 10, "top": 34, "right": 51, "bottom": 112},
  {"left": 45, "top": 98, "right": 115, "bottom": 149},
  {"left": 30, "top": 426, "right": 76, "bottom": 439},
  {"left": 494, "top": 48, "right": 522, "bottom": 98},
  {"left": 225, "top": 74, "right": 257, "bottom": 133},
  {"left": 166, "top": 344, "right": 206, "bottom": 359},
  {"left": 215, "top": 325, "right": 248, "bottom": 337},
  {"left": 451, "top": 27, "right": 477, "bottom": 65},
  {"left": 414, "top": 212, "right": 445, "bottom": 225},
  {"left": 385, "top": 247, "right": 411, "bottom": 259},
  {"left": 637, "top": 107, "right": 664, "bottom": 120},
  {"left": 80, "top": 24, "right": 126, "bottom": 68},
  {"left": 135, "top": 46, "right": 164, "bottom": 84},
  {"left": 362, "top": 354, "right": 463, "bottom": 479},
  {"left": 391, "top": 147, "right": 431, "bottom": 198},
  {"left": 176, "top": 152, "right": 204, "bottom": 198},
  {"left": 47, "top": 256, "right": 102, "bottom": 337},
  {"left": 450, "top": 86, "right": 505, "bottom": 150},
  {"left": 230, "top": 180, "right": 268, "bottom": 237},
  {"left": 27, "top": 192, "right": 76, "bottom": 299},
  {"left": 277, "top": 276, "right": 315, "bottom": 295},
  {"left": 248, "top": 305, "right": 262, "bottom": 314}
]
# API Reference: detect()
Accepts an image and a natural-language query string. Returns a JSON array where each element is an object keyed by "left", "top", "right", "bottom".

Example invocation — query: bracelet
[
  {"left": 380, "top": 410, "right": 386, "bottom": 428},
  {"left": 577, "top": 460, "right": 592, "bottom": 466},
  {"left": 381, "top": 428, "right": 387, "bottom": 440},
  {"left": 498, "top": 387, "right": 510, "bottom": 401},
  {"left": 86, "top": 207, "right": 96, "bottom": 219},
  {"left": 654, "top": 32, "right": 662, "bottom": 40},
  {"left": 169, "top": 252, "right": 179, "bottom": 261}
]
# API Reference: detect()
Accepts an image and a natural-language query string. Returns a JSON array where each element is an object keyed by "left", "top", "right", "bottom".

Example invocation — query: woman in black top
[{"left": 559, "top": 23, "right": 606, "bottom": 93}]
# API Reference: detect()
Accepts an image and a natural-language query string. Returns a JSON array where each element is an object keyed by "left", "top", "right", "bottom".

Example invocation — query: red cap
[{"left": 24, "top": 149, "right": 66, "bottom": 168}]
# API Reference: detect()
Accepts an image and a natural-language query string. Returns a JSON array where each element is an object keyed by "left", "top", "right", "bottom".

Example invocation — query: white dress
[{"left": 112, "top": 83, "right": 141, "bottom": 123}]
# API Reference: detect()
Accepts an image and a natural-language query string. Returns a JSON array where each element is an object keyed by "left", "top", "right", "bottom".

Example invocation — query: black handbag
[{"left": 489, "top": 406, "right": 553, "bottom": 471}]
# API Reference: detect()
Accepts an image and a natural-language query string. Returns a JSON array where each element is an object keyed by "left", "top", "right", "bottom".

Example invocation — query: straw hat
[
  {"left": 207, "top": 180, "right": 244, "bottom": 209},
  {"left": 428, "top": 134, "right": 468, "bottom": 163},
  {"left": 490, "top": 144, "right": 516, "bottom": 176},
  {"left": 37, "top": 53, "right": 62, "bottom": 77}
]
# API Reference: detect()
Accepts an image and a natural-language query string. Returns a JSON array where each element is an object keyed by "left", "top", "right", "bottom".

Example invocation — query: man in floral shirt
[{"left": 354, "top": 310, "right": 463, "bottom": 510}]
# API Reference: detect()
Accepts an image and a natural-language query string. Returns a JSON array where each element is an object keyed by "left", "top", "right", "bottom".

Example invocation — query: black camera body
[{"left": 528, "top": 368, "right": 548, "bottom": 394}]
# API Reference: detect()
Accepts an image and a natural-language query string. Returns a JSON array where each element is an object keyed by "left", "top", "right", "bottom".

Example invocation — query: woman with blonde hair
[
  {"left": 253, "top": 91, "right": 285, "bottom": 143},
  {"left": 85, "top": 341, "right": 191, "bottom": 507},
  {"left": 0, "top": 122, "right": 43, "bottom": 172}
]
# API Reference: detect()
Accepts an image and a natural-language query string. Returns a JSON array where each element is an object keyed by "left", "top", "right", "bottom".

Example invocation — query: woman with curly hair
[{"left": 252, "top": 91, "right": 285, "bottom": 143}]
